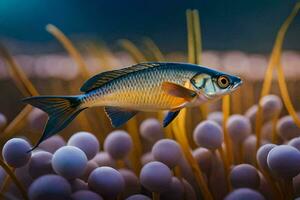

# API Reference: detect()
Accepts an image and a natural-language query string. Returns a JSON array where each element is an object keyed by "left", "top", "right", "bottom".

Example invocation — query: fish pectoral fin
[
  {"left": 162, "top": 82, "right": 197, "bottom": 102},
  {"left": 104, "top": 106, "right": 138, "bottom": 128},
  {"left": 163, "top": 110, "right": 181, "bottom": 127}
]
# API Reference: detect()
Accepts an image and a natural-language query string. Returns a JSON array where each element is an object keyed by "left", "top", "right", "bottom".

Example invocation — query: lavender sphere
[
  {"left": 277, "top": 116, "right": 300, "bottom": 140},
  {"left": 267, "top": 145, "right": 300, "bottom": 179},
  {"left": 92, "top": 152, "right": 116, "bottom": 167},
  {"left": 225, "top": 188, "right": 265, "bottom": 200},
  {"left": 71, "top": 190, "right": 103, "bottom": 200},
  {"left": 28, "top": 151, "right": 54, "bottom": 179},
  {"left": 119, "top": 169, "right": 140, "bottom": 197},
  {"left": 0, "top": 113, "right": 7, "bottom": 130},
  {"left": 288, "top": 137, "right": 300, "bottom": 151},
  {"left": 229, "top": 164, "right": 260, "bottom": 189},
  {"left": 28, "top": 175, "right": 71, "bottom": 200},
  {"left": 39, "top": 135, "right": 66, "bottom": 153},
  {"left": 104, "top": 130, "right": 133, "bottom": 160},
  {"left": 67, "top": 131, "right": 99, "bottom": 160},
  {"left": 192, "top": 147, "right": 213, "bottom": 175},
  {"left": 69, "top": 179, "right": 88, "bottom": 192},
  {"left": 152, "top": 139, "right": 182, "bottom": 168},
  {"left": 52, "top": 146, "right": 88, "bottom": 179},
  {"left": 81, "top": 161, "right": 98, "bottom": 182},
  {"left": 256, "top": 144, "right": 276, "bottom": 172},
  {"left": 227, "top": 115, "right": 251, "bottom": 144},
  {"left": 27, "top": 108, "right": 48, "bottom": 133},
  {"left": 141, "top": 152, "right": 154, "bottom": 166},
  {"left": 260, "top": 95, "right": 282, "bottom": 121},
  {"left": 139, "top": 118, "right": 164, "bottom": 142},
  {"left": 245, "top": 105, "right": 258, "bottom": 127},
  {"left": 88, "top": 167, "right": 125, "bottom": 198},
  {"left": 126, "top": 194, "right": 151, "bottom": 200},
  {"left": 2, "top": 138, "right": 31, "bottom": 168},
  {"left": 193, "top": 120, "right": 223, "bottom": 150},
  {"left": 207, "top": 111, "right": 223, "bottom": 126},
  {"left": 140, "top": 161, "right": 172, "bottom": 193},
  {"left": 161, "top": 177, "right": 184, "bottom": 200}
]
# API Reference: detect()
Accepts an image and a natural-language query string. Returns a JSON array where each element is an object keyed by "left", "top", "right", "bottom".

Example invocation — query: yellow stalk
[
  {"left": 222, "top": 95, "right": 233, "bottom": 165},
  {"left": 46, "top": 24, "right": 98, "bottom": 134},
  {"left": 186, "top": 9, "right": 195, "bottom": 64},
  {"left": 143, "top": 38, "right": 165, "bottom": 61},
  {"left": 46, "top": 24, "right": 90, "bottom": 78},
  {"left": 255, "top": 3, "right": 300, "bottom": 150},
  {"left": 173, "top": 109, "right": 213, "bottom": 200},
  {"left": 119, "top": 39, "right": 147, "bottom": 63},
  {"left": 0, "top": 43, "right": 38, "bottom": 97},
  {"left": 0, "top": 159, "right": 28, "bottom": 200}
]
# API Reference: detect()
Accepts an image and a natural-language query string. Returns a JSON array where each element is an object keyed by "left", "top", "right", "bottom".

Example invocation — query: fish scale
[{"left": 82, "top": 66, "right": 194, "bottom": 111}]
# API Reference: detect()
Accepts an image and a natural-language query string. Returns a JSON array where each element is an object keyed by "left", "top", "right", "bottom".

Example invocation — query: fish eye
[{"left": 217, "top": 75, "right": 230, "bottom": 89}]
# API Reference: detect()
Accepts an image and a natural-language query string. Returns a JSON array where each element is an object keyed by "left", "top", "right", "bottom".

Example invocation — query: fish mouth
[{"left": 232, "top": 79, "right": 243, "bottom": 90}]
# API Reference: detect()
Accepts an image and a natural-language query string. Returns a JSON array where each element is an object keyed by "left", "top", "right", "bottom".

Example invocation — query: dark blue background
[{"left": 0, "top": 0, "right": 299, "bottom": 53}]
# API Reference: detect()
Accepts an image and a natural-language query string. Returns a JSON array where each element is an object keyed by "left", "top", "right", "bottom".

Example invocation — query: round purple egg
[
  {"left": 227, "top": 114, "right": 251, "bottom": 144},
  {"left": 207, "top": 111, "right": 223, "bottom": 126},
  {"left": 119, "top": 168, "right": 140, "bottom": 197},
  {"left": 229, "top": 164, "right": 260, "bottom": 189},
  {"left": 104, "top": 130, "right": 133, "bottom": 160},
  {"left": 28, "top": 151, "right": 54, "bottom": 179},
  {"left": 125, "top": 194, "right": 151, "bottom": 200},
  {"left": 27, "top": 108, "right": 48, "bottom": 133},
  {"left": 288, "top": 137, "right": 300, "bottom": 151},
  {"left": 88, "top": 166, "right": 125, "bottom": 198},
  {"left": 140, "top": 161, "right": 172, "bottom": 193},
  {"left": 71, "top": 190, "right": 103, "bottom": 200},
  {"left": 139, "top": 118, "right": 164, "bottom": 142},
  {"left": 193, "top": 120, "right": 223, "bottom": 150},
  {"left": 192, "top": 147, "right": 213, "bottom": 175},
  {"left": 161, "top": 177, "right": 184, "bottom": 200},
  {"left": 2, "top": 138, "right": 32, "bottom": 168},
  {"left": 28, "top": 174, "right": 71, "bottom": 200},
  {"left": 152, "top": 139, "right": 182, "bottom": 168},
  {"left": 224, "top": 188, "right": 265, "bottom": 200},
  {"left": 256, "top": 144, "right": 276, "bottom": 172},
  {"left": 267, "top": 145, "right": 300, "bottom": 179},
  {"left": 39, "top": 135, "right": 66, "bottom": 153},
  {"left": 69, "top": 179, "right": 88, "bottom": 192},
  {"left": 67, "top": 131, "right": 99, "bottom": 160},
  {"left": 92, "top": 152, "right": 116, "bottom": 167},
  {"left": 81, "top": 160, "right": 98, "bottom": 182},
  {"left": 141, "top": 152, "right": 154, "bottom": 166},
  {"left": 260, "top": 95, "right": 282, "bottom": 121},
  {"left": 52, "top": 146, "right": 88, "bottom": 179},
  {"left": 0, "top": 113, "right": 7, "bottom": 130},
  {"left": 277, "top": 116, "right": 300, "bottom": 141}
]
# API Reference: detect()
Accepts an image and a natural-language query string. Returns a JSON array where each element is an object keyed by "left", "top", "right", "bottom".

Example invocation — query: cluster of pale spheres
[{"left": 0, "top": 93, "right": 300, "bottom": 200}]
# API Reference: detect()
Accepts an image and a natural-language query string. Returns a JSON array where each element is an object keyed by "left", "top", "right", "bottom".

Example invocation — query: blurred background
[
  {"left": 0, "top": 0, "right": 299, "bottom": 54},
  {"left": 0, "top": 1, "right": 300, "bottom": 200}
]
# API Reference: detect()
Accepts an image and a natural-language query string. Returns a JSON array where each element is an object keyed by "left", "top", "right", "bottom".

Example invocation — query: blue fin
[
  {"left": 22, "top": 95, "right": 85, "bottom": 151},
  {"left": 163, "top": 110, "right": 181, "bottom": 127},
  {"left": 104, "top": 106, "right": 138, "bottom": 128}
]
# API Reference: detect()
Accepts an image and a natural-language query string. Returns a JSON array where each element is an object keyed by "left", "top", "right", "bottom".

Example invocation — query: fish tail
[{"left": 22, "top": 95, "right": 86, "bottom": 152}]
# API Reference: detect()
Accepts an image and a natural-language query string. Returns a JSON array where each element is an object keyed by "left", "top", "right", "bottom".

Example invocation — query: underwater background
[{"left": 0, "top": 0, "right": 300, "bottom": 200}]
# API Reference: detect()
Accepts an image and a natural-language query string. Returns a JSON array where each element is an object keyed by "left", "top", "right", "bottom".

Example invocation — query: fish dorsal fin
[
  {"left": 162, "top": 82, "right": 197, "bottom": 102},
  {"left": 104, "top": 106, "right": 138, "bottom": 128},
  {"left": 81, "top": 63, "right": 160, "bottom": 92}
]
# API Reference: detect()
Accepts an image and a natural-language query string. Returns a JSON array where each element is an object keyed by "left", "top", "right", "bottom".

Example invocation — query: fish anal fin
[
  {"left": 162, "top": 82, "right": 196, "bottom": 102},
  {"left": 163, "top": 110, "right": 181, "bottom": 127},
  {"left": 104, "top": 106, "right": 138, "bottom": 128}
]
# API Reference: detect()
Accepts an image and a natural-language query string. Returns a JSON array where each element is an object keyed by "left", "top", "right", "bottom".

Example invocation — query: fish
[{"left": 22, "top": 62, "right": 242, "bottom": 150}]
